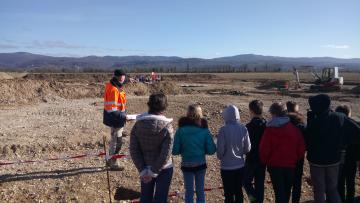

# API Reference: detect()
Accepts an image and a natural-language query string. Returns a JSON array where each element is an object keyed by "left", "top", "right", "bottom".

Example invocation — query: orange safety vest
[{"left": 104, "top": 82, "right": 126, "bottom": 112}]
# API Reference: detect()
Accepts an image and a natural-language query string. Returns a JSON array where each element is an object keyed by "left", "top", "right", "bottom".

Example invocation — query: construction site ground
[{"left": 0, "top": 72, "right": 359, "bottom": 203}]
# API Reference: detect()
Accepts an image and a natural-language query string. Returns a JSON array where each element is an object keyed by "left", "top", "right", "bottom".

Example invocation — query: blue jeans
[
  {"left": 183, "top": 169, "right": 206, "bottom": 203},
  {"left": 140, "top": 167, "right": 173, "bottom": 203}
]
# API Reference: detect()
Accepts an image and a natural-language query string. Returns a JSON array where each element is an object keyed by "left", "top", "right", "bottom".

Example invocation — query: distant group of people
[
  {"left": 133, "top": 72, "right": 162, "bottom": 83},
  {"left": 103, "top": 69, "right": 360, "bottom": 203}
]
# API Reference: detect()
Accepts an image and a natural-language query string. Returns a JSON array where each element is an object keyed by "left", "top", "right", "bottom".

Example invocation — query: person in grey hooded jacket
[{"left": 217, "top": 105, "right": 251, "bottom": 203}]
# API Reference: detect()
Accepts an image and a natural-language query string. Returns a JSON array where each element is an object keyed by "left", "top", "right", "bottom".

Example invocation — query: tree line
[{"left": 0, "top": 63, "right": 286, "bottom": 73}]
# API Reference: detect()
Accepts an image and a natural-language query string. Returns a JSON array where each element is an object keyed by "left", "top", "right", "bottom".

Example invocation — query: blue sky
[{"left": 0, "top": 0, "right": 359, "bottom": 58}]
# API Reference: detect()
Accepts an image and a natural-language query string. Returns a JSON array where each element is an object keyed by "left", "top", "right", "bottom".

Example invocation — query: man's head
[
  {"left": 335, "top": 105, "right": 351, "bottom": 117},
  {"left": 114, "top": 69, "right": 126, "bottom": 83},
  {"left": 269, "top": 102, "right": 287, "bottom": 118},
  {"left": 147, "top": 93, "right": 168, "bottom": 114},
  {"left": 286, "top": 101, "right": 299, "bottom": 113},
  {"left": 249, "top": 100, "right": 263, "bottom": 117},
  {"left": 308, "top": 94, "right": 331, "bottom": 115}
]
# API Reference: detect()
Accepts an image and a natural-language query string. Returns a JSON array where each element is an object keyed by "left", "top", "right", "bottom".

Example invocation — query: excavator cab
[
  {"left": 322, "top": 68, "right": 334, "bottom": 82},
  {"left": 311, "top": 67, "right": 343, "bottom": 91}
]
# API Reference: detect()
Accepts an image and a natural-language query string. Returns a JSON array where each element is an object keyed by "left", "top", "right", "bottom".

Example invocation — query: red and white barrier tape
[
  {"left": 0, "top": 151, "right": 128, "bottom": 166},
  {"left": 127, "top": 186, "right": 223, "bottom": 203}
]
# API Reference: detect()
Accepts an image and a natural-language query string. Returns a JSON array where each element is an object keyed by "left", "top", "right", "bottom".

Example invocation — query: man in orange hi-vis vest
[{"left": 103, "top": 69, "right": 127, "bottom": 170}]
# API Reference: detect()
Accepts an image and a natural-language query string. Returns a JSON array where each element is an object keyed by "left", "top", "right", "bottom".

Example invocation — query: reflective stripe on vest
[
  {"left": 104, "top": 101, "right": 123, "bottom": 106},
  {"left": 105, "top": 109, "right": 125, "bottom": 113}
]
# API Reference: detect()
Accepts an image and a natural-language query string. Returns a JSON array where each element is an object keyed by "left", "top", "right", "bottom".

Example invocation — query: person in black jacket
[
  {"left": 287, "top": 111, "right": 306, "bottom": 203},
  {"left": 335, "top": 105, "right": 360, "bottom": 203},
  {"left": 306, "top": 94, "right": 360, "bottom": 203},
  {"left": 243, "top": 100, "right": 267, "bottom": 203}
]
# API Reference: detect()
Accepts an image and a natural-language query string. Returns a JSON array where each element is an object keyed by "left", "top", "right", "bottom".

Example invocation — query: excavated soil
[
  {"left": 1, "top": 73, "right": 359, "bottom": 203},
  {"left": 0, "top": 72, "right": 13, "bottom": 80}
]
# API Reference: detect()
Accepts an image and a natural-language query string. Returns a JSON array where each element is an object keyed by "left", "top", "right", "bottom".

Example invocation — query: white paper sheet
[{"left": 126, "top": 114, "right": 140, "bottom": 120}]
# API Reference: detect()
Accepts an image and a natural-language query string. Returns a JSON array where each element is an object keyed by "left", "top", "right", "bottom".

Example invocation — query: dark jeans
[
  {"left": 292, "top": 159, "right": 304, "bottom": 203},
  {"left": 310, "top": 164, "right": 341, "bottom": 203},
  {"left": 140, "top": 167, "right": 173, "bottom": 203},
  {"left": 243, "top": 161, "right": 266, "bottom": 203},
  {"left": 268, "top": 167, "right": 294, "bottom": 203},
  {"left": 338, "top": 158, "right": 358, "bottom": 203},
  {"left": 221, "top": 168, "right": 245, "bottom": 203}
]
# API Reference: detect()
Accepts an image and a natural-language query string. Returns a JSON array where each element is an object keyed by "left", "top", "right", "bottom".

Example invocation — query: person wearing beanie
[
  {"left": 305, "top": 94, "right": 360, "bottom": 203},
  {"left": 217, "top": 105, "right": 251, "bottom": 203},
  {"left": 103, "top": 69, "right": 127, "bottom": 170}
]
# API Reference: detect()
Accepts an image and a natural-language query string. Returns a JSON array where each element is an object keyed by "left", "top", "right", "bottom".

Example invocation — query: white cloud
[
  {"left": 26, "top": 40, "right": 86, "bottom": 49},
  {"left": 0, "top": 39, "right": 172, "bottom": 56},
  {"left": 322, "top": 44, "right": 350, "bottom": 49},
  {"left": 24, "top": 40, "right": 157, "bottom": 53},
  {"left": 0, "top": 43, "right": 19, "bottom": 49}
]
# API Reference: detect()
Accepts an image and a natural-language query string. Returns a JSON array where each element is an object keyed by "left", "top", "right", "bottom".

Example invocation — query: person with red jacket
[{"left": 259, "top": 102, "right": 306, "bottom": 203}]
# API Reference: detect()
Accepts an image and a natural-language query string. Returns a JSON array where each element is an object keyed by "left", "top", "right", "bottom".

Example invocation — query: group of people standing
[{"left": 103, "top": 70, "right": 360, "bottom": 203}]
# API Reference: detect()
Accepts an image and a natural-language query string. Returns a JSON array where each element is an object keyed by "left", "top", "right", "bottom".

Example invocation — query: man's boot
[{"left": 106, "top": 158, "right": 124, "bottom": 171}]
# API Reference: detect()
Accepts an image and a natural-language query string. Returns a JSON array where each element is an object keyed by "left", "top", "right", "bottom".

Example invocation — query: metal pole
[{"left": 103, "top": 136, "right": 112, "bottom": 203}]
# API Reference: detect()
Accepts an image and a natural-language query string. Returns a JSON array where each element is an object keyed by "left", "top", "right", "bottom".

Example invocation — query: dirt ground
[{"left": 0, "top": 72, "right": 359, "bottom": 203}]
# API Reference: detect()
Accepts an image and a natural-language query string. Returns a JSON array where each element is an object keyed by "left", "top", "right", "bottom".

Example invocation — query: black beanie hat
[
  {"left": 114, "top": 69, "right": 126, "bottom": 77},
  {"left": 308, "top": 94, "right": 331, "bottom": 115}
]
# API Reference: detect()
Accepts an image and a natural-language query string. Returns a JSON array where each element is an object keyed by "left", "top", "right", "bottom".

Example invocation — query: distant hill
[{"left": 0, "top": 52, "right": 359, "bottom": 72}]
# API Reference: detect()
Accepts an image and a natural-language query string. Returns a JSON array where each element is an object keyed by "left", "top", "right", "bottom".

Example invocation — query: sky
[{"left": 0, "top": 0, "right": 359, "bottom": 59}]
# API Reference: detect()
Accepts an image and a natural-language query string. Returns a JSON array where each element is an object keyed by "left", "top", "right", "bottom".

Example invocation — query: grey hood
[
  {"left": 267, "top": 116, "right": 290, "bottom": 127},
  {"left": 222, "top": 105, "right": 240, "bottom": 123},
  {"left": 217, "top": 104, "right": 251, "bottom": 170}
]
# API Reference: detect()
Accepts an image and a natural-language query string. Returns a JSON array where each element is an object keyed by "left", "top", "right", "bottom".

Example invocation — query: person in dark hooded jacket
[
  {"left": 260, "top": 102, "right": 305, "bottom": 203},
  {"left": 305, "top": 94, "right": 360, "bottom": 203},
  {"left": 243, "top": 100, "right": 267, "bottom": 203},
  {"left": 335, "top": 105, "right": 360, "bottom": 203}
]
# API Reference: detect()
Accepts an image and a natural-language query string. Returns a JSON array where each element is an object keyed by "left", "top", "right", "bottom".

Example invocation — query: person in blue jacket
[{"left": 172, "top": 104, "right": 216, "bottom": 203}]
